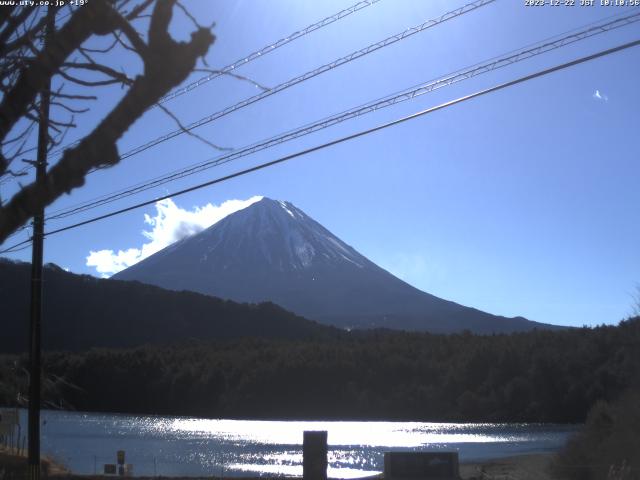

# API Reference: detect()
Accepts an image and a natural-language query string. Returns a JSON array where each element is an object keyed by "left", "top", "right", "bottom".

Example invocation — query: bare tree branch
[
  {"left": 176, "top": 1, "right": 202, "bottom": 29},
  {"left": 2, "top": 120, "right": 34, "bottom": 147},
  {"left": 0, "top": 10, "right": 50, "bottom": 57},
  {"left": 62, "top": 61, "right": 134, "bottom": 85},
  {"left": 0, "top": 0, "right": 215, "bottom": 243},
  {"left": 125, "top": 0, "right": 155, "bottom": 21},
  {"left": 157, "top": 103, "right": 232, "bottom": 153},
  {"left": 0, "top": 6, "right": 17, "bottom": 29},
  {"left": 0, "top": 7, "right": 38, "bottom": 50},
  {"left": 194, "top": 68, "right": 270, "bottom": 92},
  {"left": 47, "top": 117, "right": 76, "bottom": 130},
  {"left": 50, "top": 91, "right": 98, "bottom": 101},
  {"left": 58, "top": 68, "right": 129, "bottom": 87},
  {"left": 78, "top": 36, "right": 119, "bottom": 54},
  {"left": 0, "top": 0, "right": 120, "bottom": 161},
  {"left": 50, "top": 101, "right": 90, "bottom": 114},
  {"left": 114, "top": 13, "right": 148, "bottom": 55}
]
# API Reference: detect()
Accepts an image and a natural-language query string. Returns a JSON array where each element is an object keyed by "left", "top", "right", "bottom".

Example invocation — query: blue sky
[{"left": 2, "top": 0, "right": 639, "bottom": 327}]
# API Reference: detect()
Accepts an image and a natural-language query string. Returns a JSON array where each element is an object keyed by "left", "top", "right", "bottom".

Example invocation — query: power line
[
  {"left": 110, "top": 0, "right": 497, "bottom": 162},
  {"left": 43, "top": 9, "right": 640, "bottom": 222},
  {"left": 8, "top": 0, "right": 494, "bottom": 194},
  {"left": 0, "top": 238, "right": 32, "bottom": 254},
  {"left": 48, "top": 0, "right": 385, "bottom": 157},
  {"left": 1, "top": 0, "right": 385, "bottom": 184},
  {"left": 38, "top": 38, "right": 640, "bottom": 239},
  {"left": 158, "top": 0, "right": 384, "bottom": 105},
  {"left": 2, "top": 36, "right": 638, "bottom": 251},
  {"left": 42, "top": 0, "right": 502, "bottom": 220}
]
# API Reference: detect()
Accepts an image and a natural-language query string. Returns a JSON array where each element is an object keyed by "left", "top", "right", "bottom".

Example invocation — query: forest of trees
[
  {"left": 553, "top": 390, "right": 640, "bottom": 480},
  {"left": 1, "top": 316, "right": 638, "bottom": 423},
  {"left": 0, "top": 259, "right": 340, "bottom": 353}
]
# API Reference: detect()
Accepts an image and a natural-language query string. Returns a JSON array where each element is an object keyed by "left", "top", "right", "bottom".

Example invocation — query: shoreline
[
  {"left": 5, "top": 405, "right": 585, "bottom": 424},
  {"left": 1, "top": 449, "right": 557, "bottom": 480}
]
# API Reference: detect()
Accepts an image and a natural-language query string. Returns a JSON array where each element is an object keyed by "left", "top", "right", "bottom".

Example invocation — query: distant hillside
[
  {"left": 114, "top": 197, "right": 559, "bottom": 334},
  {"left": 0, "top": 259, "right": 339, "bottom": 353},
  {"left": 2, "top": 317, "right": 637, "bottom": 422}
]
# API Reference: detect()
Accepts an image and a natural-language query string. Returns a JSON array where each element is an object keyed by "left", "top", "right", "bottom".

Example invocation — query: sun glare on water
[{"left": 164, "top": 418, "right": 527, "bottom": 445}]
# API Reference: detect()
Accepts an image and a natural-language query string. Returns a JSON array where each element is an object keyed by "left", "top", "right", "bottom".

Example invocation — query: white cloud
[
  {"left": 86, "top": 196, "right": 263, "bottom": 277},
  {"left": 592, "top": 89, "right": 608, "bottom": 102}
]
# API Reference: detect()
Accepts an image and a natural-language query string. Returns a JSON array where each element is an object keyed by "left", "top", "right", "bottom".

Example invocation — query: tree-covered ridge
[
  {"left": 2, "top": 317, "right": 638, "bottom": 423},
  {"left": 0, "top": 259, "right": 340, "bottom": 353}
]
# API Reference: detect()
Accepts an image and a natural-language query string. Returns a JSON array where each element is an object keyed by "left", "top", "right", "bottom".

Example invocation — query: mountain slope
[
  {"left": 114, "top": 198, "right": 556, "bottom": 333},
  {"left": 0, "top": 259, "right": 339, "bottom": 353}
]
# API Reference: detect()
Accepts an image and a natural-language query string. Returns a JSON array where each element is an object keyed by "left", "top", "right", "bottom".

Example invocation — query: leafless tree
[{"left": 0, "top": 0, "right": 215, "bottom": 244}]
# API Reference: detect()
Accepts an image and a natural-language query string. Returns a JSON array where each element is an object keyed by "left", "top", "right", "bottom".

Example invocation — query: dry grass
[{"left": 0, "top": 447, "right": 69, "bottom": 479}]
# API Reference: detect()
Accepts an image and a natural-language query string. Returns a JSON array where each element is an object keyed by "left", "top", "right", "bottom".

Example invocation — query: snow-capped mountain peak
[
  {"left": 204, "top": 197, "right": 364, "bottom": 271},
  {"left": 113, "top": 197, "right": 548, "bottom": 334}
]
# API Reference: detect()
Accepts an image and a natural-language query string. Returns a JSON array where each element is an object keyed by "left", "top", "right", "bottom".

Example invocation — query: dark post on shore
[
  {"left": 303, "top": 431, "right": 328, "bottom": 480},
  {"left": 28, "top": 6, "right": 54, "bottom": 480}
]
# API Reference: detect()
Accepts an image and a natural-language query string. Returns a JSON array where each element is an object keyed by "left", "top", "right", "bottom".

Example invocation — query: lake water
[{"left": 22, "top": 410, "right": 578, "bottom": 477}]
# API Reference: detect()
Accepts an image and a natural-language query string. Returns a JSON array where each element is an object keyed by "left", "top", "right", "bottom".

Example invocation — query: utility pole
[{"left": 28, "top": 7, "right": 54, "bottom": 480}]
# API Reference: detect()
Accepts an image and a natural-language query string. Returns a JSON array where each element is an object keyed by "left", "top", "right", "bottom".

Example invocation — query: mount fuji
[{"left": 113, "top": 197, "right": 554, "bottom": 333}]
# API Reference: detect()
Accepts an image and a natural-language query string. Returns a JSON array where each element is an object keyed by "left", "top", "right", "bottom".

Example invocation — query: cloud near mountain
[
  {"left": 112, "top": 197, "right": 560, "bottom": 334},
  {"left": 86, "top": 196, "right": 263, "bottom": 276}
]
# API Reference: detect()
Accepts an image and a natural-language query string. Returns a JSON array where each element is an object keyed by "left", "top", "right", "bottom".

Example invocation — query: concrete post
[{"left": 303, "top": 431, "right": 327, "bottom": 480}]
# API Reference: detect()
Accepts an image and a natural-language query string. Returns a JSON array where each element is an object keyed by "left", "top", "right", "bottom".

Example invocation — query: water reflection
[
  {"left": 32, "top": 410, "right": 578, "bottom": 477},
  {"left": 162, "top": 419, "right": 533, "bottom": 445}
]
